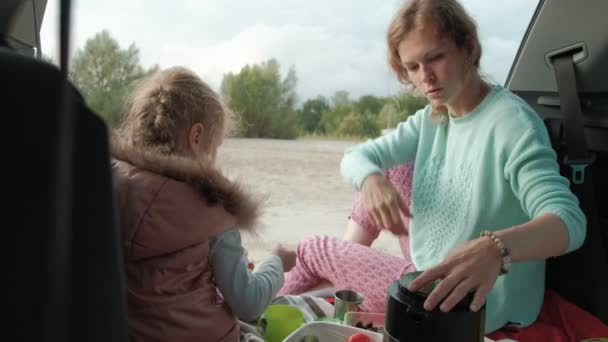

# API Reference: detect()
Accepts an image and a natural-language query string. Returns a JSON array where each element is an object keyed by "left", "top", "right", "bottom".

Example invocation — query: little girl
[{"left": 111, "top": 66, "right": 295, "bottom": 342}]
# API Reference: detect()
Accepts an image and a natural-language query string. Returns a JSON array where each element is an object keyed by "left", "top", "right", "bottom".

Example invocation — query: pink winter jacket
[{"left": 111, "top": 140, "right": 261, "bottom": 342}]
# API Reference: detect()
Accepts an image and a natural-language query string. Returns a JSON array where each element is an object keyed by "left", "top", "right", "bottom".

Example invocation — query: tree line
[{"left": 68, "top": 30, "right": 427, "bottom": 140}]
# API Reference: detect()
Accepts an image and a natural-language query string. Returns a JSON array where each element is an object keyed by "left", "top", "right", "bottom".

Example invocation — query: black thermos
[{"left": 384, "top": 271, "right": 486, "bottom": 342}]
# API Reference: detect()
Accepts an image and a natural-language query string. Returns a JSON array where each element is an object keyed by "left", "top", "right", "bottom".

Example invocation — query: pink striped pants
[{"left": 278, "top": 235, "right": 416, "bottom": 313}]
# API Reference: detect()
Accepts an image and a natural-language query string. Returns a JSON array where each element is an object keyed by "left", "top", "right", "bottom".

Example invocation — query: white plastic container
[
  {"left": 283, "top": 321, "right": 498, "bottom": 342},
  {"left": 283, "top": 321, "right": 383, "bottom": 342},
  {"left": 344, "top": 312, "right": 386, "bottom": 333}
]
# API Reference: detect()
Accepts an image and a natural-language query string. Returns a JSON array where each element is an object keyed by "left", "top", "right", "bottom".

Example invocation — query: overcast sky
[{"left": 40, "top": 0, "right": 539, "bottom": 103}]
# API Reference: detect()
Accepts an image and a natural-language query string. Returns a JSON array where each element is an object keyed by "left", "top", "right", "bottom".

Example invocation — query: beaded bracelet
[{"left": 480, "top": 230, "right": 511, "bottom": 275}]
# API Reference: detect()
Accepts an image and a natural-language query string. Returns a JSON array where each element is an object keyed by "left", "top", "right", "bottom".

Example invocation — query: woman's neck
[{"left": 447, "top": 75, "right": 490, "bottom": 118}]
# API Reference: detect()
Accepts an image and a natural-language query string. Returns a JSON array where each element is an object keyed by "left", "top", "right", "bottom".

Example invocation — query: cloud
[
  {"left": 40, "top": 0, "right": 539, "bottom": 102},
  {"left": 480, "top": 36, "right": 522, "bottom": 85},
  {"left": 159, "top": 22, "right": 399, "bottom": 101}
]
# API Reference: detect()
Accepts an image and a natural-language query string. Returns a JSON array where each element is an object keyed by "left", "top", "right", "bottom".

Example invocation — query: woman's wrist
[
  {"left": 361, "top": 172, "right": 384, "bottom": 190},
  {"left": 480, "top": 230, "right": 511, "bottom": 275}
]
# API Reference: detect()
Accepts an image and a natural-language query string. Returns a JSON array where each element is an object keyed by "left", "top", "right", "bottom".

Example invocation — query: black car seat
[
  {"left": 506, "top": 0, "right": 608, "bottom": 324},
  {"left": 1, "top": 0, "right": 129, "bottom": 341}
]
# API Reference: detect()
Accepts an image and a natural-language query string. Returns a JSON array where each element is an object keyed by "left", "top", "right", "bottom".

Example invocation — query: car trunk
[{"left": 505, "top": 0, "right": 608, "bottom": 324}]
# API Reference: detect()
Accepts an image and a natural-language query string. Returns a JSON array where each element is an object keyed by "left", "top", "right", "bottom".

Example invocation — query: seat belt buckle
[
  {"left": 570, "top": 164, "right": 587, "bottom": 185},
  {"left": 563, "top": 154, "right": 596, "bottom": 185}
]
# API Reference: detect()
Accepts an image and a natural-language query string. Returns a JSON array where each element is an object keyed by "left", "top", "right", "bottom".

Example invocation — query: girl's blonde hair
[
  {"left": 387, "top": 0, "right": 482, "bottom": 119},
  {"left": 120, "top": 66, "right": 230, "bottom": 155}
]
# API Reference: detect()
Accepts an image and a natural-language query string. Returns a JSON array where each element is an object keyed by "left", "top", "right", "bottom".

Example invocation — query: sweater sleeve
[
  {"left": 350, "top": 162, "right": 415, "bottom": 237},
  {"left": 504, "top": 125, "right": 587, "bottom": 253},
  {"left": 209, "top": 229, "right": 284, "bottom": 322},
  {"left": 340, "top": 108, "right": 424, "bottom": 190}
]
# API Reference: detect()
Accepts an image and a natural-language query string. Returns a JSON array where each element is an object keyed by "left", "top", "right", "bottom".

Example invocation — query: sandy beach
[{"left": 216, "top": 138, "right": 403, "bottom": 264}]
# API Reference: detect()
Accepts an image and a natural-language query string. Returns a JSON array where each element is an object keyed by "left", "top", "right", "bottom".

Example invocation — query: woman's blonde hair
[
  {"left": 120, "top": 66, "right": 230, "bottom": 155},
  {"left": 387, "top": 0, "right": 482, "bottom": 119}
]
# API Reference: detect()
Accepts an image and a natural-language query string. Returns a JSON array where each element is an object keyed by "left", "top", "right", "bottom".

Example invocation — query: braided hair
[{"left": 120, "top": 66, "right": 229, "bottom": 155}]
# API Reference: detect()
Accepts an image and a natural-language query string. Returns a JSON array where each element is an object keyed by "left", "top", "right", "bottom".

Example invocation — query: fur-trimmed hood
[
  {"left": 111, "top": 137, "right": 252, "bottom": 342},
  {"left": 111, "top": 137, "right": 262, "bottom": 233}
]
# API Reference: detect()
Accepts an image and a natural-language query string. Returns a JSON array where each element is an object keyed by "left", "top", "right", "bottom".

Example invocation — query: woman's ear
[{"left": 465, "top": 35, "right": 480, "bottom": 68}]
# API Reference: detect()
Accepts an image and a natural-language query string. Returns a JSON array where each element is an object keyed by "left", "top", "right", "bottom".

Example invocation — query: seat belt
[
  {"left": 551, "top": 53, "right": 608, "bottom": 321},
  {"left": 552, "top": 55, "right": 595, "bottom": 185},
  {"left": 552, "top": 54, "right": 602, "bottom": 247}
]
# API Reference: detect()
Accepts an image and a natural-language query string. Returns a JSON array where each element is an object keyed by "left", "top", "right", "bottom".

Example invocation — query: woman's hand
[
  {"left": 407, "top": 236, "right": 502, "bottom": 312},
  {"left": 361, "top": 173, "right": 411, "bottom": 236}
]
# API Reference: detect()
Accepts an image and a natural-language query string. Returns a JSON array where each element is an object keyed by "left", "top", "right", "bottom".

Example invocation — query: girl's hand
[
  {"left": 407, "top": 236, "right": 502, "bottom": 312},
  {"left": 272, "top": 244, "right": 297, "bottom": 272},
  {"left": 361, "top": 173, "right": 411, "bottom": 236},
  {"left": 243, "top": 248, "right": 255, "bottom": 270}
]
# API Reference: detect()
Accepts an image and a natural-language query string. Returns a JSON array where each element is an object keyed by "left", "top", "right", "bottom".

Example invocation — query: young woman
[{"left": 281, "top": 0, "right": 586, "bottom": 335}]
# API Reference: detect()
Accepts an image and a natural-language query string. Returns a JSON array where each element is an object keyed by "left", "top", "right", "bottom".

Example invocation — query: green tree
[
  {"left": 317, "top": 92, "right": 386, "bottom": 137},
  {"left": 297, "top": 95, "right": 329, "bottom": 133},
  {"left": 393, "top": 92, "right": 428, "bottom": 123},
  {"left": 377, "top": 102, "right": 399, "bottom": 129},
  {"left": 336, "top": 111, "right": 379, "bottom": 138},
  {"left": 221, "top": 58, "right": 299, "bottom": 139},
  {"left": 316, "top": 90, "right": 351, "bottom": 134},
  {"left": 70, "top": 30, "right": 158, "bottom": 127},
  {"left": 376, "top": 92, "right": 429, "bottom": 129},
  {"left": 319, "top": 103, "right": 352, "bottom": 134},
  {"left": 331, "top": 90, "right": 350, "bottom": 107},
  {"left": 355, "top": 95, "right": 383, "bottom": 116}
]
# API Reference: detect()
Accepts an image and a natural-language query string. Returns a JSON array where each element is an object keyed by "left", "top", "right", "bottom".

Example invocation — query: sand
[{"left": 216, "top": 138, "right": 403, "bottom": 264}]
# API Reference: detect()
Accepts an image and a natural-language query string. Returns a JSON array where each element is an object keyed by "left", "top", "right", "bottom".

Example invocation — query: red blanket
[{"left": 488, "top": 289, "right": 608, "bottom": 342}]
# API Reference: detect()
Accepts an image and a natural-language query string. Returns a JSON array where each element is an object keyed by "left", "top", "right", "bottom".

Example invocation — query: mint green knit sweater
[{"left": 340, "top": 85, "right": 586, "bottom": 332}]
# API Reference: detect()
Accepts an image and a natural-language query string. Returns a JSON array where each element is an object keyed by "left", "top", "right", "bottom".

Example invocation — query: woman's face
[{"left": 397, "top": 23, "right": 472, "bottom": 110}]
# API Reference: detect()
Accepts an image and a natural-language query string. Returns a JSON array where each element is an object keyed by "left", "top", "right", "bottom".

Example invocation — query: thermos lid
[
  {"left": 396, "top": 271, "right": 478, "bottom": 311},
  {"left": 398, "top": 271, "right": 440, "bottom": 298}
]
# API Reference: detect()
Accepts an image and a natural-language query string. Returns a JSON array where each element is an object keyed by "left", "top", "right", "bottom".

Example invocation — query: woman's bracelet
[{"left": 480, "top": 230, "right": 511, "bottom": 275}]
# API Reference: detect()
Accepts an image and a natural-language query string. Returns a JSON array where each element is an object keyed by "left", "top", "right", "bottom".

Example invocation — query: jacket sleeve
[{"left": 209, "top": 229, "right": 284, "bottom": 322}]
